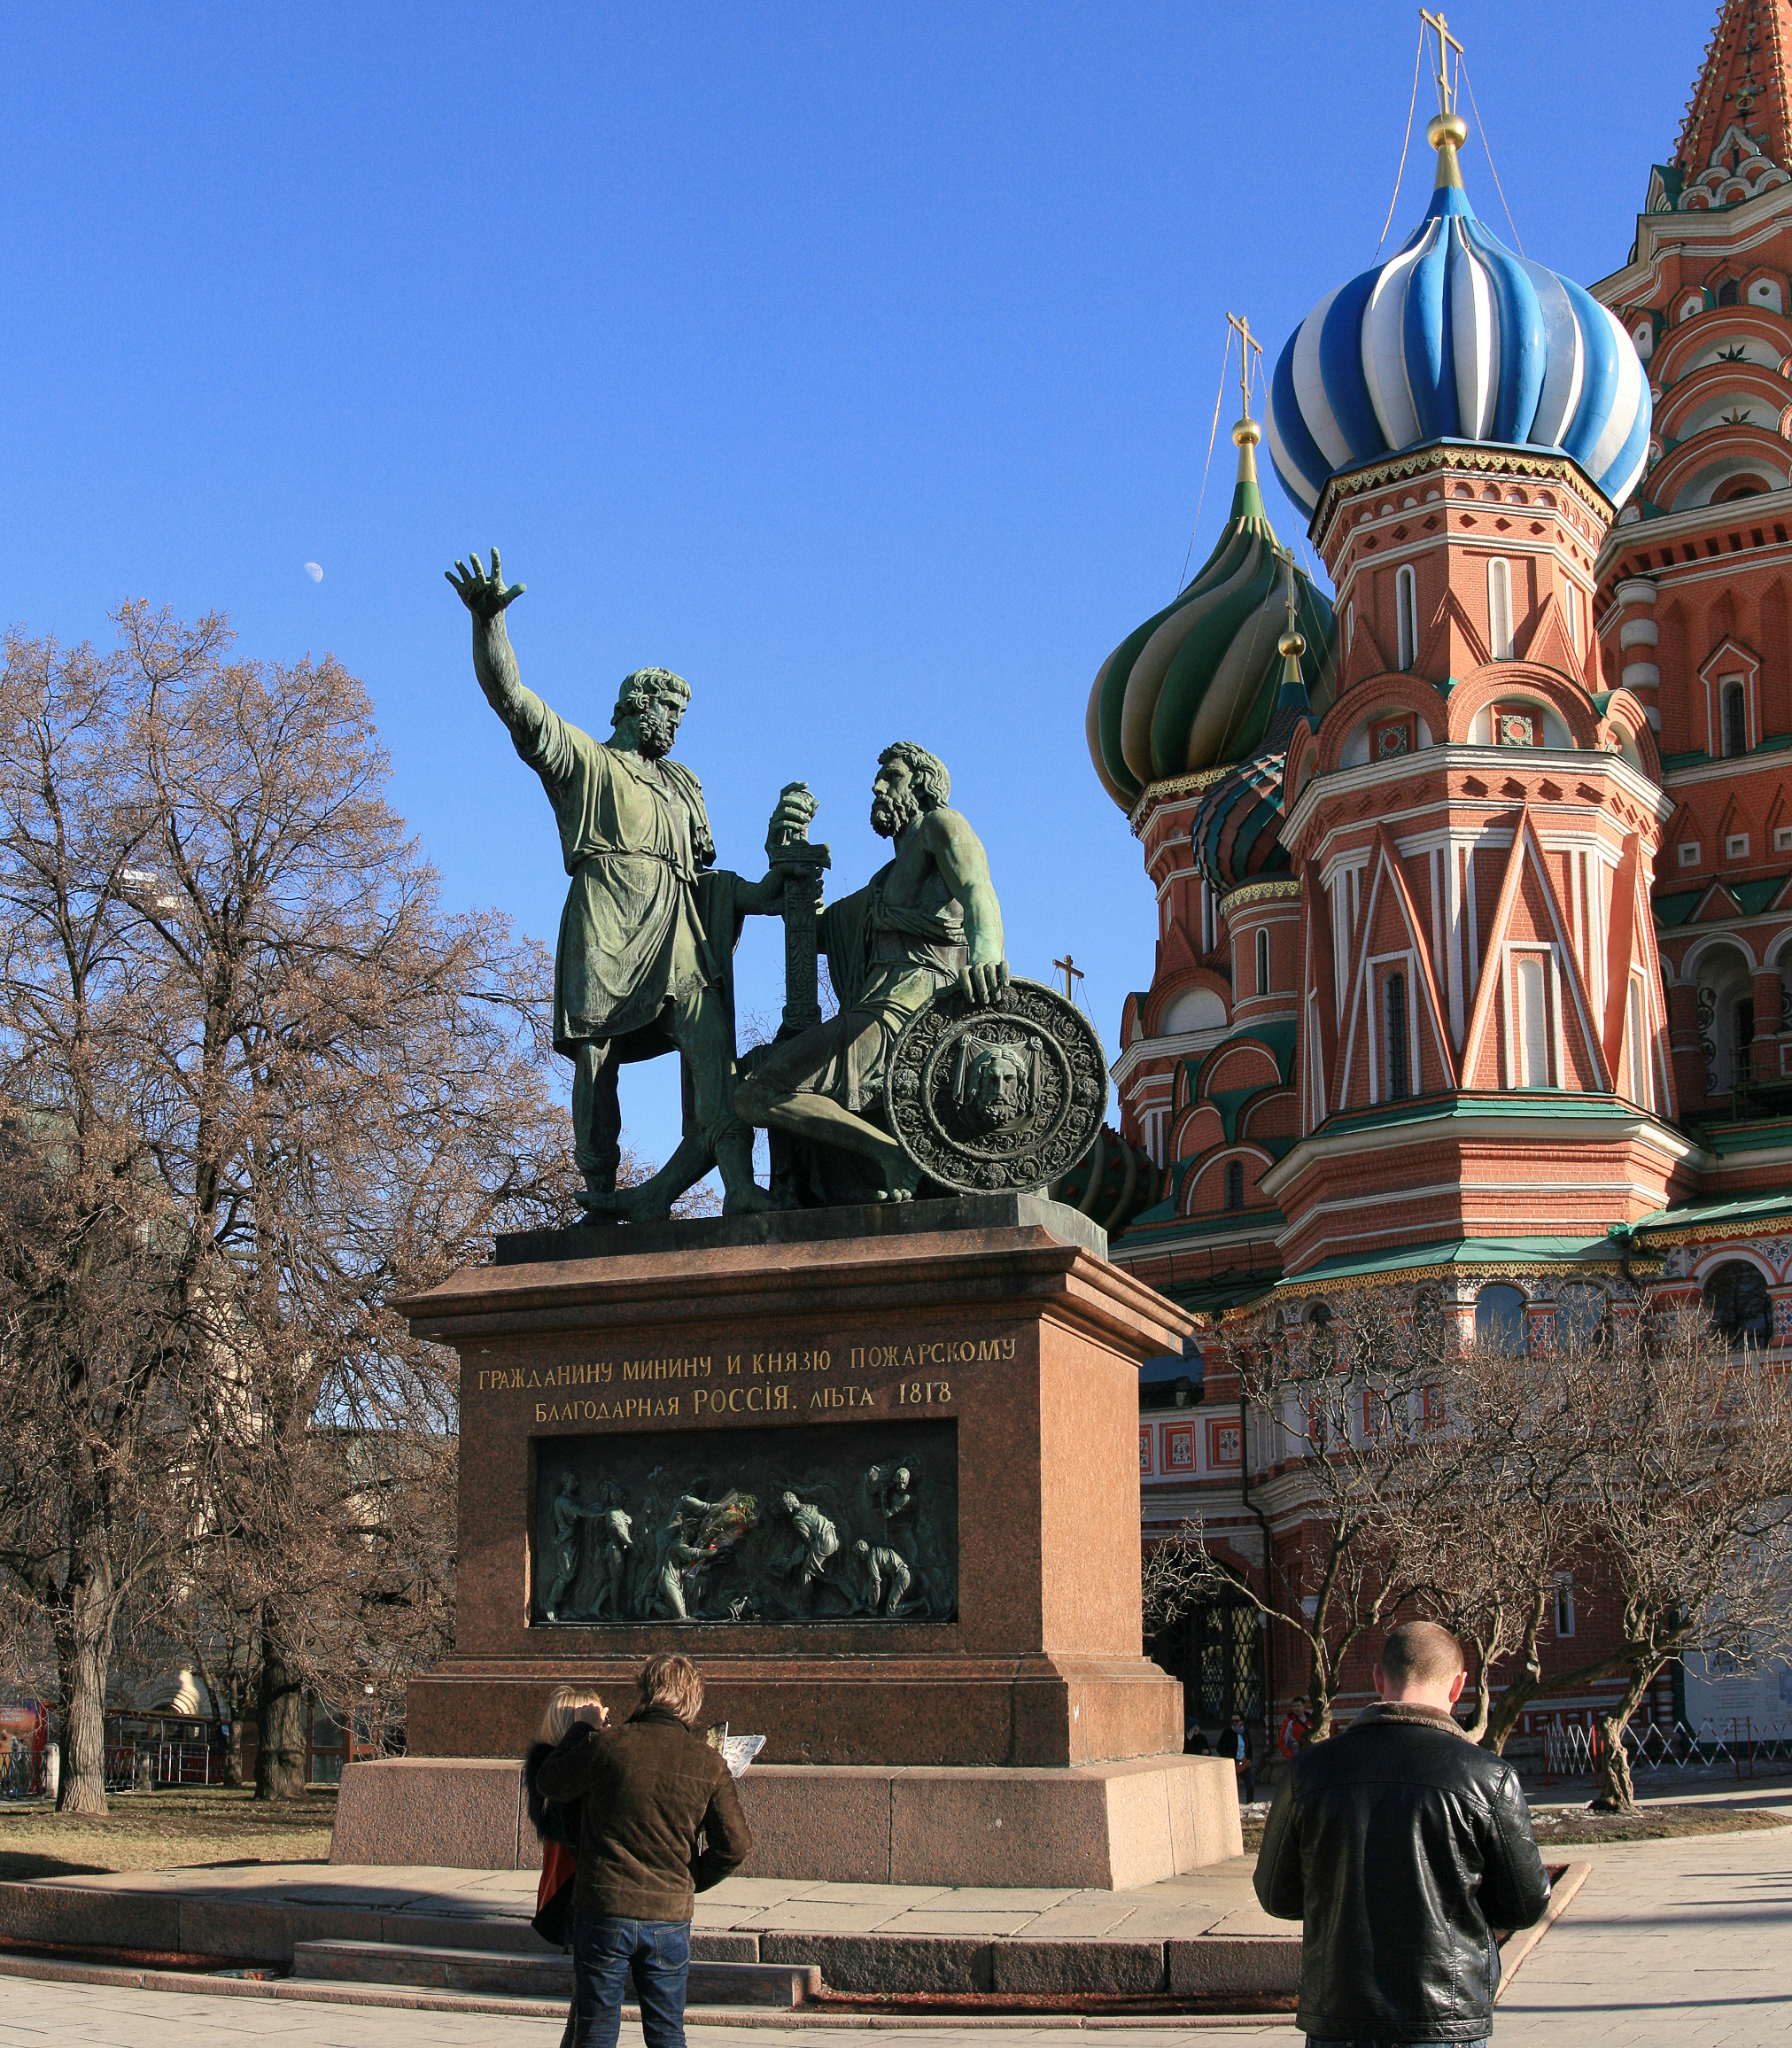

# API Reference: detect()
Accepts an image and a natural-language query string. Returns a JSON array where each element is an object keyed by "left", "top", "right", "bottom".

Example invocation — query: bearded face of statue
[
  {"left": 871, "top": 756, "right": 924, "bottom": 840},
  {"left": 617, "top": 678, "right": 687, "bottom": 760},
  {"left": 963, "top": 1043, "right": 1032, "bottom": 1129}
]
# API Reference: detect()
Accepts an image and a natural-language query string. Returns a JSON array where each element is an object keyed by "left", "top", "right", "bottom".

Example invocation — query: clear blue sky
[{"left": 2, "top": 1, "right": 1700, "bottom": 1175}]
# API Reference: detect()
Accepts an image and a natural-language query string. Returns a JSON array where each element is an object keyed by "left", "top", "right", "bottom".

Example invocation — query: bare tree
[
  {"left": 1569, "top": 1304, "right": 1792, "bottom": 1809},
  {"left": 1390, "top": 1327, "right": 1599, "bottom": 1745},
  {"left": 107, "top": 603, "right": 578, "bottom": 1795},
  {"left": 1378, "top": 1299, "right": 1792, "bottom": 1803},
  {"left": 1188, "top": 1289, "right": 1474, "bottom": 1742},
  {"left": 0, "top": 606, "right": 580, "bottom": 1804},
  {"left": 1142, "top": 1518, "right": 1212, "bottom": 1637},
  {"left": 0, "top": 625, "right": 201, "bottom": 1811}
]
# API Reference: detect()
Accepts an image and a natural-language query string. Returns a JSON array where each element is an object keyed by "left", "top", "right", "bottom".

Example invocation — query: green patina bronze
[
  {"left": 449, "top": 551, "right": 1103, "bottom": 1218},
  {"left": 446, "top": 547, "right": 787, "bottom": 1219}
]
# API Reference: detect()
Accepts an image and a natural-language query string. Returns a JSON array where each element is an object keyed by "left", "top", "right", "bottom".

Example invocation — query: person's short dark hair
[
  {"left": 1379, "top": 1620, "right": 1466, "bottom": 1689},
  {"left": 879, "top": 741, "right": 950, "bottom": 810},
  {"left": 638, "top": 1650, "right": 705, "bottom": 1726}
]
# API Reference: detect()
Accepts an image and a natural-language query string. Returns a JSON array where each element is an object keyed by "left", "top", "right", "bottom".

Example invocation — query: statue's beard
[
  {"left": 871, "top": 791, "right": 922, "bottom": 839},
  {"left": 635, "top": 704, "right": 678, "bottom": 759}
]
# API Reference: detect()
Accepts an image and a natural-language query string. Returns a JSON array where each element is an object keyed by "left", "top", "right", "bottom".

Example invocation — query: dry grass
[
  {"left": 1238, "top": 1797, "right": 1788, "bottom": 1857},
  {"left": 0, "top": 1787, "right": 337, "bottom": 1882},
  {"left": 1526, "top": 1802, "right": 1790, "bottom": 1843}
]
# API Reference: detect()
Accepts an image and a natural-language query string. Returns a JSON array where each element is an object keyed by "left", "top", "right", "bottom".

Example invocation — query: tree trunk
[
  {"left": 1591, "top": 1664, "right": 1656, "bottom": 1813},
  {"left": 255, "top": 1628, "right": 307, "bottom": 1800},
  {"left": 1481, "top": 1586, "right": 1548, "bottom": 1755},
  {"left": 223, "top": 1675, "right": 247, "bottom": 1789},
  {"left": 55, "top": 1546, "right": 115, "bottom": 1815}
]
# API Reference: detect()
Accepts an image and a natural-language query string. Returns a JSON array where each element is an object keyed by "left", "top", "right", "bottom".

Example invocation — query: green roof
[
  {"left": 1734, "top": 873, "right": 1789, "bottom": 916},
  {"left": 1280, "top": 1235, "right": 1631, "bottom": 1288},
  {"left": 1172, "top": 1276, "right": 1278, "bottom": 1319},
  {"left": 1631, "top": 1191, "right": 1792, "bottom": 1235},
  {"left": 1309, "top": 1091, "right": 1657, "bottom": 1141},
  {"left": 1654, "top": 888, "right": 1703, "bottom": 929}
]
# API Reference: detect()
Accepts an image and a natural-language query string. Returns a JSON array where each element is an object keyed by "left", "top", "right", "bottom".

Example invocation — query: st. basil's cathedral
[{"left": 1068, "top": 3, "right": 1792, "bottom": 1749}]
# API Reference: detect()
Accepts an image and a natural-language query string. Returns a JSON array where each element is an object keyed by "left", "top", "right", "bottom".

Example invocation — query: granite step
[{"left": 290, "top": 1939, "right": 820, "bottom": 2006}]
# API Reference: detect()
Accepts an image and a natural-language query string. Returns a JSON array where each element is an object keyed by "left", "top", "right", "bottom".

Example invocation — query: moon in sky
[{"left": 304, "top": 562, "right": 323, "bottom": 583}]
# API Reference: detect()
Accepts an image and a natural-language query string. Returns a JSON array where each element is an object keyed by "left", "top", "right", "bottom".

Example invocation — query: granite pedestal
[{"left": 337, "top": 1196, "right": 1237, "bottom": 1887}]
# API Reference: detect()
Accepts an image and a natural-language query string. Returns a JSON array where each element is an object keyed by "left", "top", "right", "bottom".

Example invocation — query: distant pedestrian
[
  {"left": 1228, "top": 1711, "right": 1254, "bottom": 1800},
  {"left": 1254, "top": 1619, "right": 1551, "bottom": 2047},
  {"left": 537, "top": 1651, "right": 753, "bottom": 2048},
  {"left": 526, "top": 1686, "right": 609, "bottom": 2048},
  {"left": 1183, "top": 1721, "right": 1211, "bottom": 1757}
]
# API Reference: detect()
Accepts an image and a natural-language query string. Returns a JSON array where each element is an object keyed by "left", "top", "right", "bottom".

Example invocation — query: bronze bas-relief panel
[{"left": 531, "top": 1418, "right": 958, "bottom": 1627}]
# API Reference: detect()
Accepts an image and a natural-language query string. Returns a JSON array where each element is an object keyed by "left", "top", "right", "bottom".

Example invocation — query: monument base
[
  {"left": 407, "top": 1649, "right": 1180, "bottom": 1770},
  {"left": 332, "top": 1753, "right": 1241, "bottom": 1890}
]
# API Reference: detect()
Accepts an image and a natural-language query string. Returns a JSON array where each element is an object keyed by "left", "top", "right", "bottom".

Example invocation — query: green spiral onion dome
[{"left": 1086, "top": 420, "right": 1336, "bottom": 812}]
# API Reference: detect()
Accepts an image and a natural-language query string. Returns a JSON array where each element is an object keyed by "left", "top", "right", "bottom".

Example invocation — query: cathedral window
[
  {"left": 1384, "top": 972, "right": 1410, "bottom": 1101},
  {"left": 1717, "top": 277, "right": 1740, "bottom": 306},
  {"left": 1224, "top": 1159, "right": 1245, "bottom": 1212},
  {"left": 1255, "top": 927, "right": 1270, "bottom": 995},
  {"left": 1554, "top": 1573, "right": 1576, "bottom": 1638},
  {"left": 1487, "top": 558, "right": 1514, "bottom": 660},
  {"left": 1395, "top": 565, "right": 1417, "bottom": 671},
  {"left": 1703, "top": 1260, "right": 1772, "bottom": 1348},
  {"left": 1511, "top": 951, "right": 1552, "bottom": 1088},
  {"left": 1563, "top": 580, "right": 1579, "bottom": 652},
  {"left": 1721, "top": 678, "right": 1748, "bottom": 756},
  {"left": 1474, "top": 1284, "right": 1526, "bottom": 1353}
]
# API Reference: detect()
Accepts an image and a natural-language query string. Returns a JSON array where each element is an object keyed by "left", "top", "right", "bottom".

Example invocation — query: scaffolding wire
[
  {"left": 1462, "top": 59, "right": 1524, "bottom": 253},
  {"left": 1179, "top": 326, "right": 1235, "bottom": 594},
  {"left": 1375, "top": 23, "right": 1426, "bottom": 260}
]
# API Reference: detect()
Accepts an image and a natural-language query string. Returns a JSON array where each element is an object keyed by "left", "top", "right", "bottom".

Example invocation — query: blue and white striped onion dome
[{"left": 1265, "top": 174, "right": 1651, "bottom": 520}]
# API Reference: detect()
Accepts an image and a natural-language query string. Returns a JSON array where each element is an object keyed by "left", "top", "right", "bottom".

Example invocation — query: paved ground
[
  {"left": 2, "top": 1812, "right": 1788, "bottom": 2045},
  {"left": 21, "top": 1852, "right": 1286, "bottom": 1941}
]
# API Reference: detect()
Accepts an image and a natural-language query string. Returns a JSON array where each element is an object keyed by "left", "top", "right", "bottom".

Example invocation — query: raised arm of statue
[
  {"left": 924, "top": 809, "right": 1009, "bottom": 1004},
  {"left": 446, "top": 547, "right": 578, "bottom": 784}
]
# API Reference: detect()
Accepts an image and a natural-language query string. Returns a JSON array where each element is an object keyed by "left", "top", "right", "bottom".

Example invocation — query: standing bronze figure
[{"left": 446, "top": 548, "right": 789, "bottom": 1218}]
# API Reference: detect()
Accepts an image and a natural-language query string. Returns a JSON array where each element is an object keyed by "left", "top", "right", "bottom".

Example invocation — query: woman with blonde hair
[{"left": 527, "top": 1685, "right": 607, "bottom": 2047}]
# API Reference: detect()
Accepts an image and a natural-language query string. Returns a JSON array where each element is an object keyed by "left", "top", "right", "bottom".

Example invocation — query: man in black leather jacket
[{"left": 1254, "top": 1620, "right": 1550, "bottom": 2046}]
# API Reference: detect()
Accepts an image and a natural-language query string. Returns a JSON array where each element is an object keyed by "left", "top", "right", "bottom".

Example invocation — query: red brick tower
[{"left": 1091, "top": 9, "right": 1792, "bottom": 1753}]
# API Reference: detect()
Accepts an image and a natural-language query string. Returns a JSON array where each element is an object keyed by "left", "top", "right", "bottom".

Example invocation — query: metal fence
[
  {"left": 103, "top": 1715, "right": 228, "bottom": 1791},
  {"left": 1544, "top": 1713, "right": 1792, "bottom": 1780}
]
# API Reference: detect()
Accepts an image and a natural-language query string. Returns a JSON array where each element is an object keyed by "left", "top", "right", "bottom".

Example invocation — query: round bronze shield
[{"left": 884, "top": 978, "right": 1110, "bottom": 1196}]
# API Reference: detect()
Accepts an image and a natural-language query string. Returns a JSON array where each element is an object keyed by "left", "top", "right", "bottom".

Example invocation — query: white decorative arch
[
  {"left": 1682, "top": 932, "right": 1759, "bottom": 976},
  {"left": 1689, "top": 1243, "right": 1777, "bottom": 1288}
]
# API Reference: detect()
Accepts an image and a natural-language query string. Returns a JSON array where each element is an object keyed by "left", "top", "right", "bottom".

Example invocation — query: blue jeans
[{"left": 572, "top": 1912, "right": 691, "bottom": 2048}]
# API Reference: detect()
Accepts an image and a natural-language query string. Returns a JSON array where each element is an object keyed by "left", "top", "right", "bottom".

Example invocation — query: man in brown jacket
[{"left": 537, "top": 1651, "right": 752, "bottom": 2048}]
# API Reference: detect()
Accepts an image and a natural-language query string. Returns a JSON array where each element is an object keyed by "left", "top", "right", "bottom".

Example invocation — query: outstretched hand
[{"left": 446, "top": 547, "right": 526, "bottom": 624}]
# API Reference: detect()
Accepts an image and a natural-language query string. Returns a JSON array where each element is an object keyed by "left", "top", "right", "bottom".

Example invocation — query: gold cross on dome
[
  {"left": 1226, "top": 310, "right": 1264, "bottom": 419},
  {"left": 1052, "top": 953, "right": 1084, "bottom": 1004},
  {"left": 1420, "top": 8, "right": 1463, "bottom": 119}
]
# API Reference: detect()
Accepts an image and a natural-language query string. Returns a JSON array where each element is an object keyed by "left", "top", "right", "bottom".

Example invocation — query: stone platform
[
  {"left": 332, "top": 1753, "right": 1242, "bottom": 1889},
  {"left": 0, "top": 1852, "right": 1299, "bottom": 1998},
  {"left": 380, "top": 1195, "right": 1210, "bottom": 1889}
]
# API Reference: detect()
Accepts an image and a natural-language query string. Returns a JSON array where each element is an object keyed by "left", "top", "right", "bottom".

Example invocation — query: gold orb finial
[
  {"left": 1232, "top": 416, "right": 1261, "bottom": 449},
  {"left": 1279, "top": 629, "right": 1306, "bottom": 661},
  {"left": 1427, "top": 110, "right": 1468, "bottom": 151}
]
